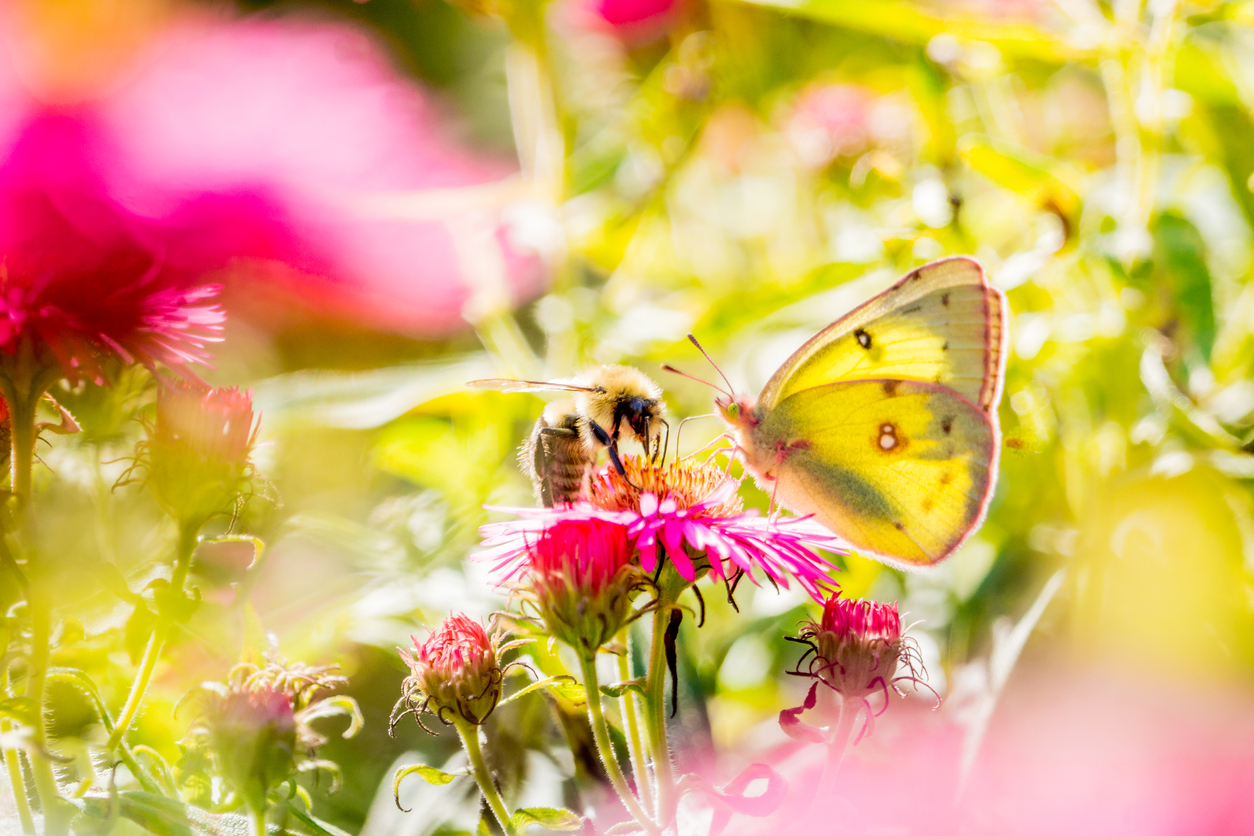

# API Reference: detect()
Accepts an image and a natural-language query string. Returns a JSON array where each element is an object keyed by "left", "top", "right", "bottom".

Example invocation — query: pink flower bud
[
  {"left": 398, "top": 615, "right": 505, "bottom": 727},
  {"left": 141, "top": 381, "right": 259, "bottom": 526},
  {"left": 808, "top": 596, "right": 905, "bottom": 698}
]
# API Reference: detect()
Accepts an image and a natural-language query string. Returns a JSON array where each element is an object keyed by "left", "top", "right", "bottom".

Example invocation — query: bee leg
[
  {"left": 657, "top": 419, "right": 670, "bottom": 465},
  {"left": 588, "top": 420, "right": 641, "bottom": 490}
]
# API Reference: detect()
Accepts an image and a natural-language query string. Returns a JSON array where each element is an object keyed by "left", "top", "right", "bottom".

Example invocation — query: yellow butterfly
[{"left": 706, "top": 257, "right": 1007, "bottom": 569}]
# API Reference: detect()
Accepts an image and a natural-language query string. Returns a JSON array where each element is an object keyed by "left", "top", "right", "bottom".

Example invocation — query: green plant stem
[
  {"left": 453, "top": 718, "right": 518, "bottom": 836},
  {"left": 616, "top": 634, "right": 654, "bottom": 815},
  {"left": 577, "top": 653, "right": 657, "bottom": 833},
  {"left": 105, "top": 521, "right": 198, "bottom": 751},
  {"left": 643, "top": 607, "right": 676, "bottom": 826},
  {"left": 25, "top": 596, "right": 66, "bottom": 834},
  {"left": 1, "top": 662, "right": 35, "bottom": 834},
  {"left": 810, "top": 695, "right": 856, "bottom": 810},
  {"left": 250, "top": 806, "right": 268, "bottom": 836}
]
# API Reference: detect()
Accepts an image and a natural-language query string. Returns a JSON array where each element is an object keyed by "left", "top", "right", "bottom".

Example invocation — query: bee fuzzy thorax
[{"left": 575, "top": 364, "right": 665, "bottom": 449}]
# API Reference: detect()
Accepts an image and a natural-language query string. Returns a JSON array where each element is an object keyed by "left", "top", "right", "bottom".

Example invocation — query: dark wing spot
[
  {"left": 942, "top": 340, "right": 949, "bottom": 351},
  {"left": 900, "top": 304, "right": 922, "bottom": 314},
  {"left": 942, "top": 292, "right": 950, "bottom": 307},
  {"left": 882, "top": 379, "right": 900, "bottom": 396},
  {"left": 942, "top": 417, "right": 953, "bottom": 435},
  {"left": 940, "top": 471, "right": 954, "bottom": 486},
  {"left": 855, "top": 328, "right": 872, "bottom": 349},
  {"left": 894, "top": 521, "right": 906, "bottom": 531},
  {"left": 922, "top": 497, "right": 934, "bottom": 512}
]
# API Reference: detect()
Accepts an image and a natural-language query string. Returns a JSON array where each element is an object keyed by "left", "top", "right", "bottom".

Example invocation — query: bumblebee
[{"left": 469, "top": 365, "right": 667, "bottom": 505}]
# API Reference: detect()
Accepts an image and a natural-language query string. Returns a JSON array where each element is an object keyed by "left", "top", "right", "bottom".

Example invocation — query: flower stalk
[
  {"left": 577, "top": 651, "right": 657, "bottom": 833},
  {"left": 453, "top": 717, "right": 518, "bottom": 836},
  {"left": 106, "top": 519, "right": 199, "bottom": 751},
  {"left": 643, "top": 606, "right": 676, "bottom": 826},
  {"left": 617, "top": 632, "right": 653, "bottom": 815}
]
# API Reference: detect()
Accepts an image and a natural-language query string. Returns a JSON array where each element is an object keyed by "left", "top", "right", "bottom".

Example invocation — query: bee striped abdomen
[{"left": 521, "top": 405, "right": 591, "bottom": 506}]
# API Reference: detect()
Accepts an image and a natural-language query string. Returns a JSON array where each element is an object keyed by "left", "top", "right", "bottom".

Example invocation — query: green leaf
[
  {"left": 0, "top": 697, "right": 37, "bottom": 726},
  {"left": 81, "top": 791, "right": 252, "bottom": 836},
  {"left": 284, "top": 805, "right": 354, "bottom": 836},
  {"left": 598, "top": 678, "right": 646, "bottom": 700},
  {"left": 500, "top": 675, "right": 578, "bottom": 706},
  {"left": 959, "top": 135, "right": 1082, "bottom": 223},
  {"left": 393, "top": 763, "right": 461, "bottom": 812},
  {"left": 46, "top": 668, "right": 112, "bottom": 731},
  {"left": 300, "top": 696, "right": 364, "bottom": 739},
  {"left": 509, "top": 807, "right": 582, "bottom": 832},
  {"left": 726, "top": 0, "right": 1092, "bottom": 64}
]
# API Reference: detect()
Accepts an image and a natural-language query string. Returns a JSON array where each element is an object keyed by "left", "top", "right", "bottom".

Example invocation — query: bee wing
[{"left": 466, "top": 378, "right": 600, "bottom": 394}]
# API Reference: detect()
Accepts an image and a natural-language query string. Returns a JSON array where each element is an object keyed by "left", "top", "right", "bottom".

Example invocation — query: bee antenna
[{"left": 686, "top": 333, "right": 736, "bottom": 396}]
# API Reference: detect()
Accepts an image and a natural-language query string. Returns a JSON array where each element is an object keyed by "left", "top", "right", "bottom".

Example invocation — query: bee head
[{"left": 626, "top": 397, "right": 659, "bottom": 443}]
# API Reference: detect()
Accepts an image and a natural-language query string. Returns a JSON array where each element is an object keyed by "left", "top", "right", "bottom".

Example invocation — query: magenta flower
[
  {"left": 0, "top": 115, "right": 225, "bottom": 385},
  {"left": 584, "top": 0, "right": 683, "bottom": 42},
  {"left": 781, "top": 593, "right": 932, "bottom": 745},
  {"left": 395, "top": 614, "right": 508, "bottom": 727},
  {"left": 524, "top": 518, "right": 644, "bottom": 652},
  {"left": 480, "top": 457, "right": 844, "bottom": 601},
  {"left": 98, "top": 19, "right": 543, "bottom": 336},
  {"left": 0, "top": 15, "right": 542, "bottom": 346}
]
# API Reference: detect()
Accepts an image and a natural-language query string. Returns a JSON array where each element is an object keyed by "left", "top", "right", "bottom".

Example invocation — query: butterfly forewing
[
  {"left": 758, "top": 257, "right": 1007, "bottom": 413},
  {"left": 756, "top": 379, "right": 998, "bottom": 567}
]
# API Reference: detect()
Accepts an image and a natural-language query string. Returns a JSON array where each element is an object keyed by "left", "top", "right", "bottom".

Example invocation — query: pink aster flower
[
  {"left": 524, "top": 518, "right": 644, "bottom": 652},
  {"left": 480, "top": 456, "right": 844, "bottom": 601},
  {"left": 781, "top": 593, "right": 932, "bottom": 745},
  {"left": 0, "top": 114, "right": 225, "bottom": 387}
]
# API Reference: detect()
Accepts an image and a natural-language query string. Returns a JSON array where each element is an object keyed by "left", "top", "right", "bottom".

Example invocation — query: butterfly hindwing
[
  {"left": 752, "top": 378, "right": 998, "bottom": 567},
  {"left": 758, "top": 257, "right": 1007, "bottom": 413}
]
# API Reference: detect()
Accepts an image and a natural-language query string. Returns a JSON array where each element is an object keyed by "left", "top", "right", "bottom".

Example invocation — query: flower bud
[
  {"left": 208, "top": 687, "right": 297, "bottom": 815},
  {"left": 805, "top": 595, "right": 905, "bottom": 698},
  {"left": 143, "top": 381, "right": 258, "bottom": 526},
  {"left": 181, "top": 660, "right": 357, "bottom": 814},
  {"left": 399, "top": 615, "right": 504, "bottom": 726},
  {"left": 526, "top": 519, "right": 640, "bottom": 653}
]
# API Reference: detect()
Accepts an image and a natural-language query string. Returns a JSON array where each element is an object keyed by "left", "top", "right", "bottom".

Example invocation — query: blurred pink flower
[
  {"left": 0, "top": 15, "right": 542, "bottom": 340},
  {"left": 737, "top": 670, "right": 1254, "bottom": 836},
  {"left": 571, "top": 0, "right": 682, "bottom": 43},
  {"left": 99, "top": 20, "right": 542, "bottom": 336},
  {"left": 785, "top": 84, "right": 911, "bottom": 169},
  {"left": 0, "top": 115, "right": 225, "bottom": 383}
]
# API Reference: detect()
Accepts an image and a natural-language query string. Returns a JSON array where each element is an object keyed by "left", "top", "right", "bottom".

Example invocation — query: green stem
[
  {"left": 453, "top": 718, "right": 517, "bottom": 836},
  {"left": 25, "top": 596, "right": 67, "bottom": 834},
  {"left": 7, "top": 387, "right": 37, "bottom": 511},
  {"left": 105, "top": 521, "right": 198, "bottom": 751},
  {"left": 810, "top": 694, "right": 856, "bottom": 810},
  {"left": 1, "top": 661, "right": 35, "bottom": 834},
  {"left": 643, "top": 607, "right": 675, "bottom": 827},
  {"left": 617, "top": 634, "right": 654, "bottom": 815},
  {"left": 578, "top": 653, "right": 658, "bottom": 833},
  {"left": 250, "top": 806, "right": 268, "bottom": 836}
]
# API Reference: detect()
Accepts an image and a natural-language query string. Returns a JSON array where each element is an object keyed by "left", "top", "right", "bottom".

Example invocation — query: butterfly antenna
[
  {"left": 686, "top": 333, "right": 736, "bottom": 396},
  {"left": 660, "top": 364, "right": 729, "bottom": 398}
]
